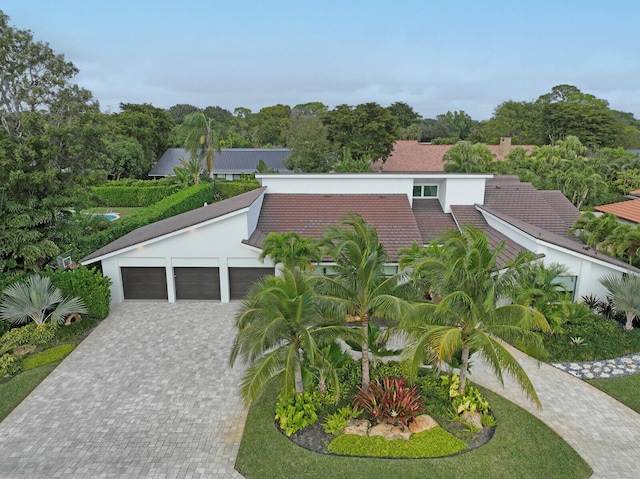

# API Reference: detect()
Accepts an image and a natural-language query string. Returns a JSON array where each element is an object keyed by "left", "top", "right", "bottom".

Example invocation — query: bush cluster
[
  {"left": 275, "top": 390, "right": 331, "bottom": 436},
  {"left": 46, "top": 266, "right": 111, "bottom": 319},
  {"left": 0, "top": 353, "right": 23, "bottom": 378},
  {"left": 22, "top": 344, "right": 76, "bottom": 371},
  {"left": 92, "top": 184, "right": 179, "bottom": 207},
  {"left": 0, "top": 323, "right": 58, "bottom": 350}
]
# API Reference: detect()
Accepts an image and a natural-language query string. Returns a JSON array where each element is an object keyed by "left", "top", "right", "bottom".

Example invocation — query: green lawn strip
[
  {"left": 235, "top": 381, "right": 592, "bottom": 479},
  {"left": 22, "top": 344, "right": 75, "bottom": 371},
  {"left": 0, "top": 362, "right": 59, "bottom": 423},
  {"left": 84, "top": 207, "right": 144, "bottom": 220},
  {"left": 586, "top": 375, "right": 640, "bottom": 414}
]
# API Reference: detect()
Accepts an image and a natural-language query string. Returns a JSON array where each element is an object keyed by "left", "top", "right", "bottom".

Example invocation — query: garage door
[
  {"left": 174, "top": 267, "right": 221, "bottom": 300},
  {"left": 121, "top": 267, "right": 168, "bottom": 300},
  {"left": 229, "top": 267, "right": 273, "bottom": 300}
]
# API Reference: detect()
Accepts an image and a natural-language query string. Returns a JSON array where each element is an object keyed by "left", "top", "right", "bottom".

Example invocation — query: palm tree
[
  {"left": 0, "top": 275, "right": 87, "bottom": 326},
  {"left": 229, "top": 267, "right": 356, "bottom": 405},
  {"left": 603, "top": 224, "right": 640, "bottom": 266},
  {"left": 400, "top": 228, "right": 551, "bottom": 407},
  {"left": 259, "top": 231, "right": 320, "bottom": 271},
  {"left": 443, "top": 141, "right": 494, "bottom": 173},
  {"left": 570, "top": 212, "right": 619, "bottom": 250},
  {"left": 312, "top": 214, "right": 412, "bottom": 391},
  {"left": 177, "top": 111, "right": 222, "bottom": 177},
  {"left": 599, "top": 273, "right": 640, "bottom": 330}
]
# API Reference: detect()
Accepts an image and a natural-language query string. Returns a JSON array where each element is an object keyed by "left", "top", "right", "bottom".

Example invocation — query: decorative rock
[
  {"left": 368, "top": 423, "right": 412, "bottom": 441},
  {"left": 460, "top": 411, "right": 483, "bottom": 430},
  {"left": 409, "top": 414, "right": 439, "bottom": 434},
  {"left": 343, "top": 419, "right": 370, "bottom": 437}
]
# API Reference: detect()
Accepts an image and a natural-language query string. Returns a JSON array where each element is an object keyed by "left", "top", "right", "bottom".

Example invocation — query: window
[{"left": 413, "top": 185, "right": 438, "bottom": 198}]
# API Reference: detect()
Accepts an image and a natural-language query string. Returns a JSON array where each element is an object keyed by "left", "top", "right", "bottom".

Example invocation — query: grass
[
  {"left": 0, "top": 362, "right": 59, "bottom": 422},
  {"left": 235, "top": 381, "right": 592, "bottom": 479},
  {"left": 586, "top": 375, "right": 640, "bottom": 414},
  {"left": 84, "top": 207, "right": 144, "bottom": 220}
]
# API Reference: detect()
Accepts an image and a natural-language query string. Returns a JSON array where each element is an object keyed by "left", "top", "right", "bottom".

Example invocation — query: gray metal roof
[{"left": 148, "top": 148, "right": 291, "bottom": 177}]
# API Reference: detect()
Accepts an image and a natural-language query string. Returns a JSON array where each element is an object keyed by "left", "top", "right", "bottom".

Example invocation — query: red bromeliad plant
[{"left": 352, "top": 376, "right": 424, "bottom": 426}]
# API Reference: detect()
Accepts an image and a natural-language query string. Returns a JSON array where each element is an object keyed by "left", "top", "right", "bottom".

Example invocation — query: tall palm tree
[
  {"left": 0, "top": 275, "right": 87, "bottom": 326},
  {"left": 312, "top": 214, "right": 412, "bottom": 391},
  {"left": 177, "top": 111, "right": 222, "bottom": 177},
  {"left": 603, "top": 224, "right": 640, "bottom": 266},
  {"left": 259, "top": 231, "right": 320, "bottom": 271},
  {"left": 599, "top": 273, "right": 640, "bottom": 330},
  {"left": 229, "top": 267, "right": 356, "bottom": 405},
  {"left": 400, "top": 228, "right": 551, "bottom": 407}
]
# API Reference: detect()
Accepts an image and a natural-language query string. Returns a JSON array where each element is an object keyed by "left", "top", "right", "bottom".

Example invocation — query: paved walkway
[
  {"left": 470, "top": 344, "right": 640, "bottom": 479},
  {"left": 0, "top": 302, "right": 246, "bottom": 479}
]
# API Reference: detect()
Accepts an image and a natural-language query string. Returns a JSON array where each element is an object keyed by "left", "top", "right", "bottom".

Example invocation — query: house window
[
  {"left": 556, "top": 275, "right": 577, "bottom": 301},
  {"left": 413, "top": 185, "right": 438, "bottom": 198}
]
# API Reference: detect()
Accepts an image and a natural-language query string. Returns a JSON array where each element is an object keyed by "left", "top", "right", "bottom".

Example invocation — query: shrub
[
  {"left": 353, "top": 376, "right": 424, "bottom": 426},
  {"left": 212, "top": 178, "right": 260, "bottom": 200},
  {"left": 275, "top": 391, "right": 329, "bottom": 436},
  {"left": 323, "top": 406, "right": 363, "bottom": 435},
  {"left": 327, "top": 426, "right": 467, "bottom": 458},
  {"left": 0, "top": 320, "right": 10, "bottom": 338},
  {"left": 441, "top": 374, "right": 490, "bottom": 414},
  {"left": 0, "top": 323, "right": 58, "bottom": 352},
  {"left": 53, "top": 317, "right": 96, "bottom": 343},
  {"left": 92, "top": 184, "right": 179, "bottom": 207},
  {"left": 22, "top": 344, "right": 76, "bottom": 371},
  {"left": 46, "top": 266, "right": 111, "bottom": 319},
  {"left": 0, "top": 353, "right": 22, "bottom": 378}
]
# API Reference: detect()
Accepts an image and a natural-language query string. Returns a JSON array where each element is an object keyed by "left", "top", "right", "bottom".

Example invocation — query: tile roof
[
  {"left": 411, "top": 199, "right": 457, "bottom": 243},
  {"left": 246, "top": 194, "right": 423, "bottom": 261},
  {"left": 450, "top": 205, "right": 527, "bottom": 267},
  {"left": 374, "top": 141, "right": 535, "bottom": 172},
  {"left": 148, "top": 148, "right": 291, "bottom": 177},
  {"left": 595, "top": 199, "right": 640, "bottom": 224},
  {"left": 81, "top": 187, "right": 267, "bottom": 263}
]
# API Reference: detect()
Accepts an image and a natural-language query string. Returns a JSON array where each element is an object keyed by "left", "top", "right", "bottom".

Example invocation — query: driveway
[{"left": 0, "top": 302, "right": 247, "bottom": 479}]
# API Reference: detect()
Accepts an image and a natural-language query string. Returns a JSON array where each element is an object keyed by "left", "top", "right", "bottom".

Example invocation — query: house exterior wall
[{"left": 101, "top": 211, "right": 269, "bottom": 303}]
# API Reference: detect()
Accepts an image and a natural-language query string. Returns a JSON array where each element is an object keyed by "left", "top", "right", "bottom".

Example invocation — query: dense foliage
[{"left": 46, "top": 266, "right": 112, "bottom": 319}]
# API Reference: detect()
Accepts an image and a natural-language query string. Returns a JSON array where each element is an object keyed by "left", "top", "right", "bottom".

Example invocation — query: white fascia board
[
  {"left": 256, "top": 173, "right": 493, "bottom": 183},
  {"left": 81, "top": 207, "right": 251, "bottom": 265}
]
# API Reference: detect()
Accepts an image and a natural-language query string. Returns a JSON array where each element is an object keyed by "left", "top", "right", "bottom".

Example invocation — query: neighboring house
[
  {"left": 148, "top": 148, "right": 291, "bottom": 180},
  {"left": 595, "top": 199, "right": 640, "bottom": 224},
  {"left": 82, "top": 173, "right": 636, "bottom": 304},
  {"left": 375, "top": 139, "right": 536, "bottom": 172}
]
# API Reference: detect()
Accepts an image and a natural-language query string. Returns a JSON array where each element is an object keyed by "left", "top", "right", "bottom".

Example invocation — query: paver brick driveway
[{"left": 0, "top": 302, "right": 247, "bottom": 479}]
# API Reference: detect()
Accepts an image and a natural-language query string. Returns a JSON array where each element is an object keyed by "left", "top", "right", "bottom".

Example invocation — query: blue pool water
[{"left": 93, "top": 213, "right": 120, "bottom": 221}]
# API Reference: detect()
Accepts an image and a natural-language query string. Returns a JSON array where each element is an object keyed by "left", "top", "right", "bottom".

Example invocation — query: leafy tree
[
  {"left": 387, "top": 102, "right": 421, "bottom": 129},
  {"left": 292, "top": 102, "right": 328, "bottom": 117},
  {"left": 0, "top": 275, "right": 87, "bottom": 326},
  {"left": 614, "top": 169, "right": 640, "bottom": 195},
  {"left": 202, "top": 105, "right": 233, "bottom": 126},
  {"left": 470, "top": 100, "right": 544, "bottom": 145},
  {"left": 599, "top": 274, "right": 640, "bottom": 330},
  {"left": 313, "top": 214, "right": 411, "bottom": 391},
  {"left": 103, "top": 134, "right": 146, "bottom": 180},
  {"left": 438, "top": 110, "right": 476, "bottom": 140},
  {"left": 420, "top": 117, "right": 456, "bottom": 143},
  {"left": 175, "top": 111, "right": 222, "bottom": 177},
  {"left": 255, "top": 104, "right": 291, "bottom": 146},
  {"left": 323, "top": 103, "right": 398, "bottom": 163},
  {"left": 399, "top": 228, "right": 550, "bottom": 406},
  {"left": 167, "top": 103, "right": 199, "bottom": 124},
  {"left": 443, "top": 141, "right": 495, "bottom": 173},
  {"left": 284, "top": 112, "right": 335, "bottom": 172},
  {"left": 229, "top": 267, "right": 355, "bottom": 404},
  {"left": 259, "top": 232, "right": 320, "bottom": 271}
]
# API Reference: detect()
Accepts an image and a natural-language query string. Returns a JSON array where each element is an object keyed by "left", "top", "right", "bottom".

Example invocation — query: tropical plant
[
  {"left": 0, "top": 275, "right": 87, "bottom": 326},
  {"left": 344, "top": 322, "right": 403, "bottom": 367},
  {"left": 352, "top": 376, "right": 424, "bottom": 426},
  {"left": 176, "top": 111, "right": 222, "bottom": 177},
  {"left": 172, "top": 156, "right": 203, "bottom": 186},
  {"left": 442, "top": 374, "right": 490, "bottom": 415},
  {"left": 229, "top": 266, "right": 356, "bottom": 405},
  {"left": 313, "top": 214, "right": 412, "bottom": 391},
  {"left": 323, "top": 405, "right": 363, "bottom": 435},
  {"left": 259, "top": 231, "right": 320, "bottom": 271},
  {"left": 599, "top": 273, "right": 640, "bottom": 330},
  {"left": 400, "top": 228, "right": 551, "bottom": 407},
  {"left": 274, "top": 390, "right": 329, "bottom": 436}
]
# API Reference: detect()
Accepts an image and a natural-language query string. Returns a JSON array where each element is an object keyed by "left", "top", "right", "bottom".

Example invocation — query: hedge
[
  {"left": 72, "top": 183, "right": 214, "bottom": 260},
  {"left": 92, "top": 184, "right": 179, "bottom": 207},
  {"left": 46, "top": 266, "right": 112, "bottom": 319},
  {"left": 22, "top": 344, "right": 76, "bottom": 371},
  {"left": 213, "top": 178, "right": 260, "bottom": 200}
]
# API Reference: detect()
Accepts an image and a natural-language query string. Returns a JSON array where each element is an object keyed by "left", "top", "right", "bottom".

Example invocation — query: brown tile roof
[
  {"left": 246, "top": 194, "right": 423, "bottom": 261},
  {"left": 594, "top": 199, "right": 640, "bottom": 224},
  {"left": 374, "top": 141, "right": 536, "bottom": 172},
  {"left": 81, "top": 187, "right": 267, "bottom": 263},
  {"left": 483, "top": 176, "right": 578, "bottom": 239},
  {"left": 450, "top": 205, "right": 527, "bottom": 267},
  {"left": 411, "top": 199, "right": 457, "bottom": 243}
]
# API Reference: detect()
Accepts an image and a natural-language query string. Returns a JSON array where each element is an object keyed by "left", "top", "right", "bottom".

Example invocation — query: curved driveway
[{"left": 0, "top": 302, "right": 246, "bottom": 479}]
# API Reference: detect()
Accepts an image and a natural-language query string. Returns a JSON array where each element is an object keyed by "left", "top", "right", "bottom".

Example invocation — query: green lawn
[
  {"left": 587, "top": 375, "right": 640, "bottom": 414},
  {"left": 235, "top": 381, "right": 592, "bottom": 479},
  {"left": 0, "top": 362, "right": 59, "bottom": 422},
  {"left": 84, "top": 207, "right": 144, "bottom": 220}
]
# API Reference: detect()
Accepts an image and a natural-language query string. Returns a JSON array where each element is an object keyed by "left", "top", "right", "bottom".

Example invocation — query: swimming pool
[{"left": 93, "top": 213, "right": 120, "bottom": 221}]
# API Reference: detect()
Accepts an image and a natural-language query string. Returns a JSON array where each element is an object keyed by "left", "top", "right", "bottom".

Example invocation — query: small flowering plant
[{"left": 353, "top": 376, "right": 424, "bottom": 426}]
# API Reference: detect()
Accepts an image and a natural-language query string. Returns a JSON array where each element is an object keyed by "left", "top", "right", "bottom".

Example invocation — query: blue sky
[{"left": 3, "top": 0, "right": 639, "bottom": 120}]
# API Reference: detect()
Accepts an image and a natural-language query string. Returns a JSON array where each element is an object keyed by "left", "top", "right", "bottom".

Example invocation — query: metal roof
[{"left": 148, "top": 148, "right": 291, "bottom": 177}]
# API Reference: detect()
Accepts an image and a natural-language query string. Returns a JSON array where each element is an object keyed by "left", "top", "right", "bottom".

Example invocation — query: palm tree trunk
[
  {"left": 361, "top": 314, "right": 370, "bottom": 391},
  {"left": 626, "top": 312, "right": 635, "bottom": 331},
  {"left": 294, "top": 360, "right": 304, "bottom": 394},
  {"left": 318, "top": 374, "right": 327, "bottom": 394},
  {"left": 458, "top": 345, "right": 471, "bottom": 394}
]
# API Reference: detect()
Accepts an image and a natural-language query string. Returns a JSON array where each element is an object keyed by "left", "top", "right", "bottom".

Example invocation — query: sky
[{"left": 3, "top": 0, "right": 639, "bottom": 120}]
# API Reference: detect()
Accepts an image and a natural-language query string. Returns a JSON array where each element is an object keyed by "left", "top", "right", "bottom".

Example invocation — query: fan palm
[
  {"left": 312, "top": 214, "right": 412, "bottom": 391},
  {"left": 599, "top": 273, "right": 640, "bottom": 330},
  {"left": 400, "top": 228, "right": 551, "bottom": 407},
  {"left": 0, "top": 274, "right": 87, "bottom": 326},
  {"left": 229, "top": 267, "right": 357, "bottom": 405}
]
